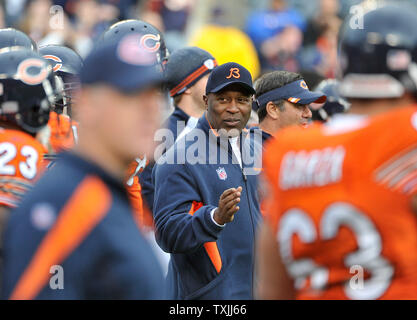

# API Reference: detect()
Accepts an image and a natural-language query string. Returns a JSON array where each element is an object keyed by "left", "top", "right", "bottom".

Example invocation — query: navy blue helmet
[
  {"left": 311, "top": 79, "right": 350, "bottom": 122},
  {"left": 39, "top": 45, "right": 83, "bottom": 114},
  {"left": 0, "top": 48, "right": 61, "bottom": 134},
  {"left": 0, "top": 28, "right": 37, "bottom": 51},
  {"left": 338, "top": 2, "right": 417, "bottom": 99},
  {"left": 99, "top": 19, "right": 169, "bottom": 69}
]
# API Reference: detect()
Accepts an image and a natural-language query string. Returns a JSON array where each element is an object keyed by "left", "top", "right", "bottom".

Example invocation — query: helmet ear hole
[{"left": 18, "top": 103, "right": 50, "bottom": 133}]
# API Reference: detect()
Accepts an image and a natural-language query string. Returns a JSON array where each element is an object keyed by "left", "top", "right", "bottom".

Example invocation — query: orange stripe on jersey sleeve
[
  {"left": 188, "top": 201, "right": 222, "bottom": 273},
  {"left": 380, "top": 156, "right": 417, "bottom": 186},
  {"left": 393, "top": 170, "right": 417, "bottom": 192},
  {"left": 374, "top": 144, "right": 417, "bottom": 195},
  {"left": 375, "top": 145, "right": 417, "bottom": 183},
  {"left": 9, "top": 175, "right": 112, "bottom": 300}
]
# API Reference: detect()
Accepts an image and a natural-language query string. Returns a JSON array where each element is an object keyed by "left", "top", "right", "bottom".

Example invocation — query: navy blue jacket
[
  {"left": 249, "top": 126, "right": 273, "bottom": 145},
  {"left": 153, "top": 113, "right": 262, "bottom": 300},
  {"left": 165, "top": 106, "right": 191, "bottom": 146},
  {"left": 139, "top": 106, "right": 190, "bottom": 212},
  {"left": 2, "top": 152, "right": 165, "bottom": 300}
]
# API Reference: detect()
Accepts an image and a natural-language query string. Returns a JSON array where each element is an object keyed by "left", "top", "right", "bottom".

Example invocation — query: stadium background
[{"left": 1, "top": 0, "right": 415, "bottom": 88}]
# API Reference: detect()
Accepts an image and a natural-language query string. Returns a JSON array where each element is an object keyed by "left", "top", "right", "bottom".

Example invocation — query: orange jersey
[
  {"left": 263, "top": 105, "right": 417, "bottom": 300},
  {"left": 0, "top": 128, "right": 47, "bottom": 208},
  {"left": 47, "top": 111, "right": 78, "bottom": 153}
]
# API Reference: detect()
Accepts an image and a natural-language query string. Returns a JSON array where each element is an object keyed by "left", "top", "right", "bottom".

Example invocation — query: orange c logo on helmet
[
  {"left": 300, "top": 80, "right": 309, "bottom": 90},
  {"left": 226, "top": 68, "right": 240, "bottom": 79},
  {"left": 118, "top": 33, "right": 157, "bottom": 65},
  {"left": 17, "top": 58, "right": 49, "bottom": 85},
  {"left": 42, "top": 54, "right": 63, "bottom": 72},
  {"left": 140, "top": 33, "right": 161, "bottom": 53}
]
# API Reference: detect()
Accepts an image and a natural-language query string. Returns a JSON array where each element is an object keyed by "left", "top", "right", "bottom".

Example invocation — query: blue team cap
[
  {"left": 253, "top": 79, "right": 327, "bottom": 110},
  {"left": 206, "top": 62, "right": 256, "bottom": 95},
  {"left": 80, "top": 33, "right": 165, "bottom": 93}
]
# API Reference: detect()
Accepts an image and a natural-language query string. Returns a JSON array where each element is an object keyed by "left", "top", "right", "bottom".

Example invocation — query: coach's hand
[{"left": 213, "top": 187, "right": 242, "bottom": 225}]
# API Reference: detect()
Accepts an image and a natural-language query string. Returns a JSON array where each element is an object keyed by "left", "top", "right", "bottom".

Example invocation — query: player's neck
[
  {"left": 74, "top": 132, "right": 129, "bottom": 183},
  {"left": 0, "top": 121, "right": 34, "bottom": 136},
  {"left": 259, "top": 118, "right": 279, "bottom": 136},
  {"left": 349, "top": 95, "right": 416, "bottom": 117},
  {"left": 177, "top": 95, "right": 205, "bottom": 119}
]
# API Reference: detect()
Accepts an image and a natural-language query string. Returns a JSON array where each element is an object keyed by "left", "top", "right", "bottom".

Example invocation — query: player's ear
[
  {"left": 203, "top": 95, "right": 208, "bottom": 109},
  {"left": 266, "top": 101, "right": 279, "bottom": 120}
]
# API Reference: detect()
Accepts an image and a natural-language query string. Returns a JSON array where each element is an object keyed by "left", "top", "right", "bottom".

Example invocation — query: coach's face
[
  {"left": 204, "top": 83, "right": 253, "bottom": 136},
  {"left": 279, "top": 101, "right": 312, "bottom": 128}
]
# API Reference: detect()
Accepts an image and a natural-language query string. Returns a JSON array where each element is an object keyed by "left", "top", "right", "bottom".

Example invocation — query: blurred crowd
[{"left": 0, "top": 0, "right": 382, "bottom": 82}]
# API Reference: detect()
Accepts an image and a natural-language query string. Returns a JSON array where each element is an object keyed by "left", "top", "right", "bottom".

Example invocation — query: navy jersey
[
  {"left": 248, "top": 126, "right": 272, "bottom": 145},
  {"left": 2, "top": 152, "right": 165, "bottom": 299},
  {"left": 139, "top": 105, "right": 191, "bottom": 212}
]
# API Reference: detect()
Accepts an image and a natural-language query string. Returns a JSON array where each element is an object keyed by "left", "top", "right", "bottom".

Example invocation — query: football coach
[{"left": 153, "top": 62, "right": 263, "bottom": 300}]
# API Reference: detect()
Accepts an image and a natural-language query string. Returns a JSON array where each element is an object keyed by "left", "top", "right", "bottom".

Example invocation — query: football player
[
  {"left": 39, "top": 45, "right": 83, "bottom": 156},
  {"left": 0, "top": 48, "right": 61, "bottom": 238},
  {"left": 310, "top": 79, "right": 351, "bottom": 123},
  {"left": 257, "top": 2, "right": 417, "bottom": 300}
]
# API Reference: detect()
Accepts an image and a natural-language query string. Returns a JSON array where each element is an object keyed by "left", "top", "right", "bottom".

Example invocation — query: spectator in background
[
  {"left": 19, "top": 0, "right": 56, "bottom": 43},
  {"left": 190, "top": 6, "right": 260, "bottom": 79},
  {"left": 244, "top": 0, "right": 305, "bottom": 73},
  {"left": 137, "top": 0, "right": 164, "bottom": 33},
  {"left": 18, "top": 0, "right": 77, "bottom": 48},
  {"left": 18, "top": 0, "right": 126, "bottom": 57},
  {"left": 301, "top": 0, "right": 341, "bottom": 78},
  {"left": 4, "top": 0, "right": 26, "bottom": 27},
  {"left": 303, "top": 0, "right": 341, "bottom": 46},
  {"left": 137, "top": 0, "right": 194, "bottom": 52},
  {"left": 59, "top": 0, "right": 134, "bottom": 21},
  {"left": 313, "top": 16, "right": 340, "bottom": 78},
  {"left": 71, "top": 0, "right": 114, "bottom": 57}
]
